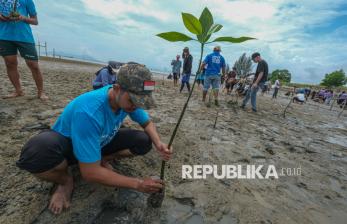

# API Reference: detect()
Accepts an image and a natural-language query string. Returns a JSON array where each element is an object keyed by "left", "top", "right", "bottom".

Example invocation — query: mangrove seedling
[
  {"left": 9, "top": 0, "right": 20, "bottom": 19},
  {"left": 148, "top": 7, "right": 256, "bottom": 208}
]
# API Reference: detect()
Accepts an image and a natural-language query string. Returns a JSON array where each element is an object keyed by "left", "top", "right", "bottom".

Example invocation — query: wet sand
[{"left": 0, "top": 58, "right": 346, "bottom": 224}]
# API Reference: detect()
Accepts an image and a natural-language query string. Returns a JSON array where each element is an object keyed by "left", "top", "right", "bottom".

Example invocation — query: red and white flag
[{"left": 144, "top": 81, "right": 155, "bottom": 91}]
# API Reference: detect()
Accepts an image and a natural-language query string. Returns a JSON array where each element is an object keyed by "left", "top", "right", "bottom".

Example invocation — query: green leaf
[
  {"left": 156, "top": 32, "right": 194, "bottom": 42},
  {"left": 197, "top": 7, "right": 214, "bottom": 43},
  {"left": 211, "top": 36, "right": 256, "bottom": 43},
  {"left": 204, "top": 34, "right": 212, "bottom": 43},
  {"left": 207, "top": 24, "right": 223, "bottom": 36},
  {"left": 199, "top": 7, "right": 213, "bottom": 34},
  {"left": 182, "top": 13, "right": 202, "bottom": 35}
]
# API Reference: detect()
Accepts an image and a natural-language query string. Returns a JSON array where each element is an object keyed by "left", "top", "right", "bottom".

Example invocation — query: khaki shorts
[{"left": 0, "top": 40, "right": 38, "bottom": 61}]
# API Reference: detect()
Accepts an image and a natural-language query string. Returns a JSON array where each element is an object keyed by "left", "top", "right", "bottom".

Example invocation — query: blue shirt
[
  {"left": 93, "top": 67, "right": 116, "bottom": 88},
  {"left": 171, "top": 59, "right": 182, "bottom": 73},
  {"left": 0, "top": 0, "right": 36, "bottom": 43},
  {"left": 203, "top": 51, "right": 225, "bottom": 76},
  {"left": 52, "top": 86, "right": 150, "bottom": 163}
]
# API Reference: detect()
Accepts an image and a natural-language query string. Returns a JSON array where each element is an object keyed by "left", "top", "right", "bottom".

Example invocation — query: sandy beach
[{"left": 0, "top": 58, "right": 346, "bottom": 224}]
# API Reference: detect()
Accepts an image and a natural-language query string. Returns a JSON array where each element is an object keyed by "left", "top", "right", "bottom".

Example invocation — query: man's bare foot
[
  {"left": 48, "top": 176, "right": 73, "bottom": 215},
  {"left": 101, "top": 160, "right": 115, "bottom": 171},
  {"left": 2, "top": 91, "right": 24, "bottom": 99},
  {"left": 38, "top": 92, "right": 49, "bottom": 100}
]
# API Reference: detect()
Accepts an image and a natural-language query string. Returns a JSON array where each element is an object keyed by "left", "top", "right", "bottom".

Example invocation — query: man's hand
[
  {"left": 17, "top": 15, "right": 27, "bottom": 22},
  {"left": 251, "top": 83, "right": 258, "bottom": 89},
  {"left": 155, "top": 142, "right": 173, "bottom": 161},
  {"left": 136, "top": 177, "right": 164, "bottom": 193},
  {"left": 0, "top": 14, "right": 9, "bottom": 22}
]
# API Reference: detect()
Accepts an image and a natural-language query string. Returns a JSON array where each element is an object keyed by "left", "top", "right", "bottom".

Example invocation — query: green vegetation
[
  {"left": 270, "top": 69, "right": 291, "bottom": 84},
  {"left": 233, "top": 53, "right": 252, "bottom": 77},
  {"left": 320, "top": 69, "right": 347, "bottom": 87}
]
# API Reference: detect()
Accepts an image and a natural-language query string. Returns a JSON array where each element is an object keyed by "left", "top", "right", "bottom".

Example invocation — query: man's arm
[
  {"left": 188, "top": 55, "right": 193, "bottom": 71},
  {"left": 129, "top": 110, "right": 172, "bottom": 161},
  {"left": 18, "top": 15, "right": 38, "bottom": 25},
  {"left": 253, "top": 72, "right": 264, "bottom": 86},
  {"left": 79, "top": 162, "right": 163, "bottom": 193},
  {"left": 221, "top": 66, "right": 226, "bottom": 76},
  {"left": 252, "top": 61, "right": 265, "bottom": 88},
  {"left": 143, "top": 121, "right": 172, "bottom": 161},
  {"left": 200, "top": 62, "right": 206, "bottom": 71},
  {"left": 0, "top": 14, "right": 9, "bottom": 22}
]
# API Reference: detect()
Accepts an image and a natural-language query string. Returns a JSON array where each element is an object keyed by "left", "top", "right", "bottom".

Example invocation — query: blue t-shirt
[
  {"left": 93, "top": 67, "right": 116, "bottom": 88},
  {"left": 0, "top": 0, "right": 36, "bottom": 43},
  {"left": 52, "top": 86, "right": 150, "bottom": 163},
  {"left": 203, "top": 51, "right": 226, "bottom": 76}
]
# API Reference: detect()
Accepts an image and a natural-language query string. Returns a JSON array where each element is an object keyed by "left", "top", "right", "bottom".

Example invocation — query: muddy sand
[{"left": 0, "top": 58, "right": 346, "bottom": 224}]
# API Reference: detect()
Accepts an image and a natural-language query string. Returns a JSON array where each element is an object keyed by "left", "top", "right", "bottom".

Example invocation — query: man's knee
[
  {"left": 26, "top": 60, "right": 40, "bottom": 72},
  {"left": 5, "top": 57, "right": 18, "bottom": 69},
  {"left": 131, "top": 132, "right": 152, "bottom": 155},
  {"left": 17, "top": 130, "right": 71, "bottom": 174}
]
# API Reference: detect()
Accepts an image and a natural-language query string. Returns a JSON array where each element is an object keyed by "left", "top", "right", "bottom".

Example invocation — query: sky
[{"left": 31, "top": 0, "right": 347, "bottom": 84}]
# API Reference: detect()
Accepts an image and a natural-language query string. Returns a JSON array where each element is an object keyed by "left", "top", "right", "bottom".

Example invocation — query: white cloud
[
  {"left": 54, "top": 0, "right": 347, "bottom": 84},
  {"left": 81, "top": 0, "right": 172, "bottom": 22}
]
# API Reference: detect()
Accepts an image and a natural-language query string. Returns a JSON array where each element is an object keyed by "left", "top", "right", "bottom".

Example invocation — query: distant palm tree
[{"left": 233, "top": 53, "right": 253, "bottom": 78}]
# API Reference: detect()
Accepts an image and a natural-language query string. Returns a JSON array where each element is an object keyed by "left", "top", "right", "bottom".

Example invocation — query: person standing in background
[
  {"left": 240, "top": 52, "right": 268, "bottom": 112},
  {"left": 171, "top": 55, "right": 181, "bottom": 87},
  {"left": 272, "top": 79, "right": 280, "bottom": 99},
  {"left": 200, "top": 46, "right": 226, "bottom": 106},
  {"left": 0, "top": 0, "right": 48, "bottom": 99},
  {"left": 180, "top": 47, "right": 192, "bottom": 93}
]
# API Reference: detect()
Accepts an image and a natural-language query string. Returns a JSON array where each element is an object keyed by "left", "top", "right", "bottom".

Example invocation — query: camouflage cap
[{"left": 117, "top": 63, "right": 155, "bottom": 109}]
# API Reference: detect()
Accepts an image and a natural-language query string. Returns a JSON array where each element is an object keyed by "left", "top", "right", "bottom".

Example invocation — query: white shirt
[
  {"left": 297, "top": 93, "right": 305, "bottom": 101},
  {"left": 274, "top": 80, "right": 280, "bottom": 88}
]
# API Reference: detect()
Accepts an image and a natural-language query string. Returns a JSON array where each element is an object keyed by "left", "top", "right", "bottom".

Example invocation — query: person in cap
[
  {"left": 240, "top": 52, "right": 268, "bottom": 112},
  {"left": 171, "top": 55, "right": 182, "bottom": 87},
  {"left": 92, "top": 61, "right": 121, "bottom": 90},
  {"left": 180, "top": 47, "right": 193, "bottom": 93},
  {"left": 16, "top": 63, "right": 172, "bottom": 215},
  {"left": 200, "top": 45, "right": 226, "bottom": 106},
  {"left": 0, "top": 0, "right": 48, "bottom": 99}
]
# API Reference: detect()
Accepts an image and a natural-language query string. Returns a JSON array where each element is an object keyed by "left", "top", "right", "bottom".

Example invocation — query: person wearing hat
[
  {"left": 92, "top": 61, "right": 121, "bottom": 90},
  {"left": 240, "top": 52, "right": 268, "bottom": 112},
  {"left": 180, "top": 47, "right": 193, "bottom": 93},
  {"left": 200, "top": 45, "right": 226, "bottom": 106},
  {"left": 16, "top": 64, "right": 172, "bottom": 215}
]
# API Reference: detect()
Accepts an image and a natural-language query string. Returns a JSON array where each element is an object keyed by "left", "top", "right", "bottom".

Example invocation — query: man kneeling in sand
[{"left": 16, "top": 64, "right": 172, "bottom": 215}]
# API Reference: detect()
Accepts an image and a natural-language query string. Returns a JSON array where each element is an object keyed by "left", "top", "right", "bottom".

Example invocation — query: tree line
[{"left": 233, "top": 54, "right": 346, "bottom": 87}]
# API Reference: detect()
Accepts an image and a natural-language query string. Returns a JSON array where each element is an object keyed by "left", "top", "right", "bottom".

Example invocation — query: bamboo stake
[
  {"left": 338, "top": 100, "right": 347, "bottom": 118},
  {"left": 283, "top": 97, "right": 294, "bottom": 118}
]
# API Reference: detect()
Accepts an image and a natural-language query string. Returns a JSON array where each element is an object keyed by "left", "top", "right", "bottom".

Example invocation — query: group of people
[
  {"left": 310, "top": 89, "right": 347, "bottom": 107},
  {"left": 3, "top": 0, "right": 344, "bottom": 218},
  {"left": 2, "top": 0, "right": 171, "bottom": 215},
  {"left": 170, "top": 46, "right": 269, "bottom": 111},
  {"left": 284, "top": 86, "right": 347, "bottom": 108}
]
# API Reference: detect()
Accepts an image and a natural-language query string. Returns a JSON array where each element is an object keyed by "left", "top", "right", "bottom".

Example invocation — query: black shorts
[
  {"left": 16, "top": 128, "right": 152, "bottom": 173},
  {"left": 0, "top": 40, "right": 38, "bottom": 61},
  {"left": 173, "top": 73, "right": 179, "bottom": 80}
]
